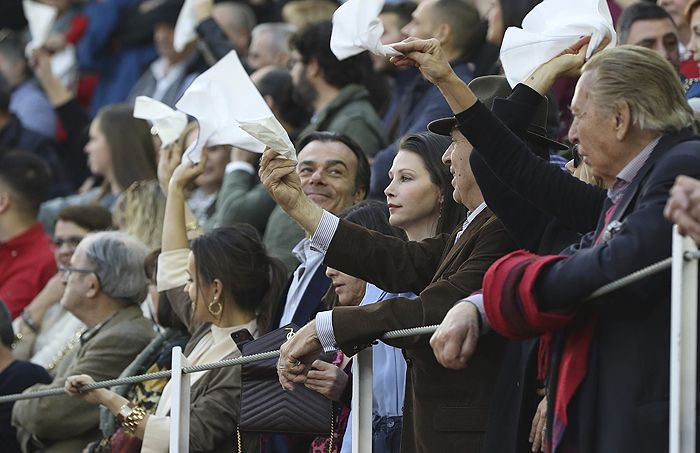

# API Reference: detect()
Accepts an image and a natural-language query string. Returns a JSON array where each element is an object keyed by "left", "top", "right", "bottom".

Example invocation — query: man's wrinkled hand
[
  {"left": 277, "top": 321, "right": 324, "bottom": 390},
  {"left": 390, "top": 38, "right": 455, "bottom": 86},
  {"left": 430, "top": 301, "right": 480, "bottom": 369}
]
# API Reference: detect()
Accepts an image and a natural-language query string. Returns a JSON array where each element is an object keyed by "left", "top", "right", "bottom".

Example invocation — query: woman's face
[
  {"left": 325, "top": 266, "right": 366, "bottom": 306},
  {"left": 385, "top": 150, "right": 442, "bottom": 234},
  {"left": 185, "top": 252, "right": 218, "bottom": 323},
  {"left": 84, "top": 119, "right": 112, "bottom": 177}
]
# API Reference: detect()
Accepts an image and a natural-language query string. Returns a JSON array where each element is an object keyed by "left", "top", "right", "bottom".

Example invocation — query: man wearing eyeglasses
[
  {"left": 12, "top": 231, "right": 155, "bottom": 452},
  {"left": 13, "top": 205, "right": 113, "bottom": 371},
  {"left": 0, "top": 151, "right": 55, "bottom": 319}
]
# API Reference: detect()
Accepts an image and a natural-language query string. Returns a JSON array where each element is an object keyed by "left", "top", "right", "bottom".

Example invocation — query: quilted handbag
[{"left": 236, "top": 324, "right": 334, "bottom": 436}]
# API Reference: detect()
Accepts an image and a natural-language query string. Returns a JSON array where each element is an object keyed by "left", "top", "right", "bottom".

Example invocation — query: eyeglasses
[
  {"left": 53, "top": 236, "right": 84, "bottom": 248},
  {"left": 58, "top": 266, "right": 98, "bottom": 281},
  {"left": 572, "top": 145, "right": 582, "bottom": 169}
]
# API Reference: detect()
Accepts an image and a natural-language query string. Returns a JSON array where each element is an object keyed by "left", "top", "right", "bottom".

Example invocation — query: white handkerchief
[
  {"left": 500, "top": 0, "right": 616, "bottom": 87},
  {"left": 176, "top": 51, "right": 274, "bottom": 163},
  {"left": 330, "top": 0, "right": 401, "bottom": 60},
  {"left": 23, "top": 0, "right": 58, "bottom": 51},
  {"left": 173, "top": 0, "right": 198, "bottom": 52},
  {"left": 238, "top": 116, "right": 297, "bottom": 161},
  {"left": 133, "top": 96, "right": 188, "bottom": 147}
]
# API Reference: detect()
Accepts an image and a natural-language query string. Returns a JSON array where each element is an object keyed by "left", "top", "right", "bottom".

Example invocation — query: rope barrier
[{"left": 1, "top": 253, "right": 696, "bottom": 405}]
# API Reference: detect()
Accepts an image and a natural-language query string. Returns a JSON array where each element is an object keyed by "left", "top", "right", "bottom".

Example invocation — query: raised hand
[
  {"left": 259, "top": 148, "right": 302, "bottom": 210},
  {"left": 169, "top": 149, "right": 208, "bottom": 193},
  {"left": 390, "top": 38, "right": 456, "bottom": 86},
  {"left": 429, "top": 300, "right": 480, "bottom": 369}
]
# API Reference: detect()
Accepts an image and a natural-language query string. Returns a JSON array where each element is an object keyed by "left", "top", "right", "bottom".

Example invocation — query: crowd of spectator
[{"left": 1, "top": 0, "right": 700, "bottom": 452}]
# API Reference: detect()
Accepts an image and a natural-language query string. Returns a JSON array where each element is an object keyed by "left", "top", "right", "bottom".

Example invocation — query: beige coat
[{"left": 12, "top": 305, "right": 155, "bottom": 453}]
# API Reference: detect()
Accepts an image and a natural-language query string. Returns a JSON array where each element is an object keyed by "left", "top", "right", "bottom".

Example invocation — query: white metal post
[
  {"left": 169, "top": 347, "right": 191, "bottom": 453},
  {"left": 351, "top": 348, "right": 373, "bottom": 453},
  {"left": 669, "top": 226, "right": 698, "bottom": 453}
]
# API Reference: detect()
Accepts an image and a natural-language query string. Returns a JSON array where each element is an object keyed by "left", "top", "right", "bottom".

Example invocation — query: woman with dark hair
[
  {"left": 39, "top": 104, "right": 158, "bottom": 234},
  {"left": 65, "top": 151, "right": 287, "bottom": 453},
  {"left": 385, "top": 131, "right": 466, "bottom": 240}
]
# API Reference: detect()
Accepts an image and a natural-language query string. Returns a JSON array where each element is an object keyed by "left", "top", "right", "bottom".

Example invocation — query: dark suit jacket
[
  {"left": 270, "top": 263, "right": 331, "bottom": 330},
  {"left": 460, "top": 99, "right": 700, "bottom": 452},
  {"left": 325, "top": 208, "right": 515, "bottom": 453},
  {"left": 466, "top": 85, "right": 605, "bottom": 453}
]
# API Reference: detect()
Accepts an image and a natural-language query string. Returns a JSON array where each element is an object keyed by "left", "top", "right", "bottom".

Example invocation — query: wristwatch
[
  {"left": 117, "top": 402, "right": 136, "bottom": 425},
  {"left": 117, "top": 402, "right": 146, "bottom": 434}
]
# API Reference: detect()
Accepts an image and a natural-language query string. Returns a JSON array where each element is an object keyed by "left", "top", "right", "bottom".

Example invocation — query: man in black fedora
[{"left": 427, "top": 75, "right": 577, "bottom": 453}]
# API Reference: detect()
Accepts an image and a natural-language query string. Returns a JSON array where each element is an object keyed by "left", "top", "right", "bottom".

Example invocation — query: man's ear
[
  {"left": 85, "top": 273, "right": 100, "bottom": 299},
  {"left": 307, "top": 57, "right": 321, "bottom": 79},
  {"left": 613, "top": 101, "right": 632, "bottom": 141},
  {"left": 434, "top": 23, "right": 451, "bottom": 46},
  {"left": 264, "top": 94, "right": 275, "bottom": 110}
]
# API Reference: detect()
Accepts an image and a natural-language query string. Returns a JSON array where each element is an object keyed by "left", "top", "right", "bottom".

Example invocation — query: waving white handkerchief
[
  {"left": 330, "top": 0, "right": 400, "bottom": 60},
  {"left": 237, "top": 116, "right": 297, "bottom": 161},
  {"left": 175, "top": 51, "right": 273, "bottom": 163},
  {"left": 134, "top": 96, "right": 188, "bottom": 147},
  {"left": 500, "top": 0, "right": 616, "bottom": 87},
  {"left": 173, "top": 0, "right": 198, "bottom": 52},
  {"left": 23, "top": 0, "right": 58, "bottom": 52}
]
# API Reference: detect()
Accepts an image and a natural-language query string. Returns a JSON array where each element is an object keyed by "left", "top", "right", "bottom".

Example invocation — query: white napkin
[
  {"left": 499, "top": 0, "right": 616, "bottom": 87},
  {"left": 238, "top": 116, "right": 297, "bottom": 161},
  {"left": 173, "top": 0, "right": 198, "bottom": 52},
  {"left": 330, "top": 0, "right": 400, "bottom": 60},
  {"left": 176, "top": 51, "right": 291, "bottom": 162},
  {"left": 133, "top": 96, "right": 188, "bottom": 147},
  {"left": 23, "top": 0, "right": 58, "bottom": 51}
]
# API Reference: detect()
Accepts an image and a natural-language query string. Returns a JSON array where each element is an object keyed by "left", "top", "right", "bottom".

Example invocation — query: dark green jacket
[{"left": 297, "top": 84, "right": 386, "bottom": 157}]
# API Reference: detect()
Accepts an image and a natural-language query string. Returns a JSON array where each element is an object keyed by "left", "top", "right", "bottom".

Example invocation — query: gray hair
[
  {"left": 80, "top": 231, "right": 149, "bottom": 306},
  {"left": 251, "top": 22, "right": 297, "bottom": 55},
  {"left": 582, "top": 45, "right": 695, "bottom": 134}
]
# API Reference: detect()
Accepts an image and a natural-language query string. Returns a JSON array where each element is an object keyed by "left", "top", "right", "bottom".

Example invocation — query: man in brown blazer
[
  {"left": 12, "top": 232, "right": 155, "bottom": 453},
  {"left": 259, "top": 119, "right": 516, "bottom": 451}
]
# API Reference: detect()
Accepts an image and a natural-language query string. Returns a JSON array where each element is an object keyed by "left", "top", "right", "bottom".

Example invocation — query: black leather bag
[{"left": 236, "top": 324, "right": 334, "bottom": 435}]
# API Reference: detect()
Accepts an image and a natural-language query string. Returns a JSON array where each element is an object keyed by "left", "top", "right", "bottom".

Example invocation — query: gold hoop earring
[{"left": 208, "top": 297, "right": 223, "bottom": 317}]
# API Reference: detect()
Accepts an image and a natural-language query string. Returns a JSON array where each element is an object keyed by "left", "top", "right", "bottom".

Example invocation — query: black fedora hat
[{"left": 428, "top": 75, "right": 568, "bottom": 151}]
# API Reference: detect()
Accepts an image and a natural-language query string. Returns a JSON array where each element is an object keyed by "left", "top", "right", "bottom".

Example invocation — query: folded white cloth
[
  {"left": 237, "top": 116, "right": 297, "bottom": 161},
  {"left": 173, "top": 0, "right": 198, "bottom": 52},
  {"left": 330, "top": 0, "right": 401, "bottom": 60},
  {"left": 500, "top": 0, "right": 616, "bottom": 87},
  {"left": 23, "top": 0, "right": 57, "bottom": 52},
  {"left": 176, "top": 51, "right": 283, "bottom": 163},
  {"left": 133, "top": 96, "right": 188, "bottom": 147}
]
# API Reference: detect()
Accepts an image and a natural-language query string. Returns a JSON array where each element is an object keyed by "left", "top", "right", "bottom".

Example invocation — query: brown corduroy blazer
[{"left": 324, "top": 208, "right": 516, "bottom": 453}]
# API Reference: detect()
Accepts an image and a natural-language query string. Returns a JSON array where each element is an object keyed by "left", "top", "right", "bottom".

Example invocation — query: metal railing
[{"left": 0, "top": 227, "right": 696, "bottom": 453}]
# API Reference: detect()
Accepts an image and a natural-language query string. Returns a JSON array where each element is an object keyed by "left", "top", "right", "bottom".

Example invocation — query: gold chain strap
[
  {"left": 328, "top": 404, "right": 335, "bottom": 453},
  {"left": 46, "top": 328, "right": 86, "bottom": 371},
  {"left": 237, "top": 426, "right": 242, "bottom": 453}
]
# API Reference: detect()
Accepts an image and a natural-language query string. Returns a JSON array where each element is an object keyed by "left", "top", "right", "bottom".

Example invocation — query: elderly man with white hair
[{"left": 12, "top": 232, "right": 155, "bottom": 453}]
